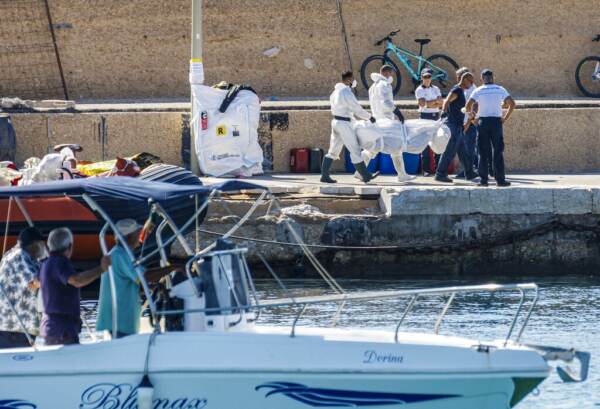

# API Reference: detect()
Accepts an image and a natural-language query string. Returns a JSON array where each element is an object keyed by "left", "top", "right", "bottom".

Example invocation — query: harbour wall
[
  {"left": 9, "top": 104, "right": 600, "bottom": 173},
  {"left": 179, "top": 188, "right": 600, "bottom": 277},
  {"left": 2, "top": 0, "right": 599, "bottom": 99}
]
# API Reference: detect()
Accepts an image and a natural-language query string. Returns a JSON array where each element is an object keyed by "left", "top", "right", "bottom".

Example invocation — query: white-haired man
[{"left": 40, "top": 227, "right": 111, "bottom": 346}]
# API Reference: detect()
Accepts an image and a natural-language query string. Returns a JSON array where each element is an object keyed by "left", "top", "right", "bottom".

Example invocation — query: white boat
[{"left": 0, "top": 178, "right": 589, "bottom": 409}]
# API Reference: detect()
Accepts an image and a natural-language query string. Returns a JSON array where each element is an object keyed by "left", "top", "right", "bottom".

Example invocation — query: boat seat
[{"left": 414, "top": 38, "right": 431, "bottom": 45}]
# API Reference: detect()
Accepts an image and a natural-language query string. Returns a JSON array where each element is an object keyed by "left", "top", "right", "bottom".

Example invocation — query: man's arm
[
  {"left": 442, "top": 92, "right": 458, "bottom": 112},
  {"left": 67, "top": 256, "right": 111, "bottom": 288},
  {"left": 502, "top": 96, "right": 516, "bottom": 123},
  {"left": 345, "top": 89, "right": 372, "bottom": 120}
]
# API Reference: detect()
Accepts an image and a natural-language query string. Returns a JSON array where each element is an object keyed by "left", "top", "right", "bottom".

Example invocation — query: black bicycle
[
  {"left": 360, "top": 30, "right": 459, "bottom": 96},
  {"left": 575, "top": 34, "right": 600, "bottom": 98}
]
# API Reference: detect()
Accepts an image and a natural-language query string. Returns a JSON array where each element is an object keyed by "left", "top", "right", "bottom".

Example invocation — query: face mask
[
  {"left": 351, "top": 80, "right": 357, "bottom": 88},
  {"left": 387, "top": 76, "right": 394, "bottom": 84}
]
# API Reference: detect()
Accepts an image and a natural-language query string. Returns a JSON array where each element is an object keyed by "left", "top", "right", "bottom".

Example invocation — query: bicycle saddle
[{"left": 415, "top": 38, "right": 431, "bottom": 45}]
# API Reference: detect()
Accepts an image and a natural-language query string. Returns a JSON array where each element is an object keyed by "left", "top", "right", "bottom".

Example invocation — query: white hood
[
  {"left": 370, "top": 73, "right": 387, "bottom": 83},
  {"left": 334, "top": 82, "right": 349, "bottom": 91}
]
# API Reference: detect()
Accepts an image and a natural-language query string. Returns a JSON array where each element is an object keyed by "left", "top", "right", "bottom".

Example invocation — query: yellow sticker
[
  {"left": 216, "top": 125, "right": 227, "bottom": 136},
  {"left": 190, "top": 58, "right": 203, "bottom": 63}
]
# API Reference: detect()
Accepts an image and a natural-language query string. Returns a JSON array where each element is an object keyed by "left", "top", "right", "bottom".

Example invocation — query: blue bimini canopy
[
  {"left": 0, "top": 177, "right": 265, "bottom": 203},
  {"left": 0, "top": 178, "right": 268, "bottom": 264}
]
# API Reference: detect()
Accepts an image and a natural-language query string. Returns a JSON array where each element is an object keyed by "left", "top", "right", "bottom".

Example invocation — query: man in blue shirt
[
  {"left": 435, "top": 71, "right": 478, "bottom": 183},
  {"left": 96, "top": 219, "right": 180, "bottom": 338},
  {"left": 40, "top": 228, "right": 111, "bottom": 345},
  {"left": 466, "top": 69, "right": 516, "bottom": 187}
]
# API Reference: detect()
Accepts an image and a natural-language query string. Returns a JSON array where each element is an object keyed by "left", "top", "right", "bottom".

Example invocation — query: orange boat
[{"left": 0, "top": 164, "right": 202, "bottom": 263}]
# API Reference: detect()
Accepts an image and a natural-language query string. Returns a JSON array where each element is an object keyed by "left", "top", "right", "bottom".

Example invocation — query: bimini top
[{"left": 0, "top": 177, "right": 266, "bottom": 203}]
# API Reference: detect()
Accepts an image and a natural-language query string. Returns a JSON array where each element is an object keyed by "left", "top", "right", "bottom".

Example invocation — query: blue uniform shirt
[{"left": 96, "top": 245, "right": 144, "bottom": 335}]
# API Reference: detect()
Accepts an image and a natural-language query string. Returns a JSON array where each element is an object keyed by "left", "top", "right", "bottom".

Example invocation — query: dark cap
[
  {"left": 481, "top": 69, "right": 494, "bottom": 77},
  {"left": 421, "top": 68, "right": 432, "bottom": 78},
  {"left": 18, "top": 227, "right": 44, "bottom": 248}
]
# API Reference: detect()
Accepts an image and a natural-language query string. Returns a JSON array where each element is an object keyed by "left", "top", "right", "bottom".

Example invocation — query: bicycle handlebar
[{"left": 374, "top": 29, "right": 401, "bottom": 46}]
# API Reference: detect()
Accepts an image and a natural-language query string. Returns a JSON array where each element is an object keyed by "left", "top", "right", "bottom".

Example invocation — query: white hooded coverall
[
  {"left": 368, "top": 73, "right": 395, "bottom": 121},
  {"left": 327, "top": 83, "right": 371, "bottom": 164},
  {"left": 367, "top": 73, "right": 411, "bottom": 180}
]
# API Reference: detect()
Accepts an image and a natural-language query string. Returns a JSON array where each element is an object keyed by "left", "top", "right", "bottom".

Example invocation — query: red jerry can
[{"left": 290, "top": 148, "right": 310, "bottom": 173}]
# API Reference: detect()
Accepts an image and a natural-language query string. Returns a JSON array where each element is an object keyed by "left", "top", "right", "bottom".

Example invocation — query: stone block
[
  {"left": 319, "top": 185, "right": 355, "bottom": 196},
  {"left": 383, "top": 187, "right": 471, "bottom": 216},
  {"left": 592, "top": 189, "right": 600, "bottom": 214},
  {"left": 507, "top": 188, "right": 555, "bottom": 214},
  {"left": 354, "top": 186, "right": 382, "bottom": 196},
  {"left": 553, "top": 188, "right": 593, "bottom": 214}
]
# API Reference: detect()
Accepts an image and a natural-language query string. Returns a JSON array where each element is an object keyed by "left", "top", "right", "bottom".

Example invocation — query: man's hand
[
  {"left": 100, "top": 255, "right": 112, "bottom": 271},
  {"left": 27, "top": 279, "right": 40, "bottom": 290},
  {"left": 369, "top": 117, "right": 376, "bottom": 123}
]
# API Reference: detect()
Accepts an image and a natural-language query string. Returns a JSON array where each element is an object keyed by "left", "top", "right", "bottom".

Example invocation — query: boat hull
[{"left": 0, "top": 330, "right": 549, "bottom": 409}]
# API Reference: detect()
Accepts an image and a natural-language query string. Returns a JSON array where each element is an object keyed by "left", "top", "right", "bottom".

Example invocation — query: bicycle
[
  {"left": 360, "top": 29, "right": 459, "bottom": 96},
  {"left": 575, "top": 34, "right": 600, "bottom": 98}
]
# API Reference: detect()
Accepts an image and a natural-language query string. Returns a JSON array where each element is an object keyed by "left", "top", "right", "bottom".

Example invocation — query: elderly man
[
  {"left": 0, "top": 228, "right": 45, "bottom": 348},
  {"left": 321, "top": 71, "right": 378, "bottom": 184},
  {"left": 96, "top": 219, "right": 180, "bottom": 338},
  {"left": 40, "top": 227, "right": 111, "bottom": 346},
  {"left": 466, "top": 69, "right": 516, "bottom": 187}
]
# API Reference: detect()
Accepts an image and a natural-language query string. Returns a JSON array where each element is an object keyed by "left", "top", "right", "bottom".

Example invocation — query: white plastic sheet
[
  {"left": 191, "top": 84, "right": 264, "bottom": 177},
  {"left": 354, "top": 118, "right": 450, "bottom": 156}
]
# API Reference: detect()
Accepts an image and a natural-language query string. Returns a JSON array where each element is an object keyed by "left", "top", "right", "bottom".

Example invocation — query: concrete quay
[{"left": 192, "top": 174, "right": 600, "bottom": 278}]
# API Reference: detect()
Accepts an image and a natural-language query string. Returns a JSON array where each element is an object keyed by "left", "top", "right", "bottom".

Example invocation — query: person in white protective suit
[
  {"left": 321, "top": 71, "right": 379, "bottom": 184},
  {"left": 367, "top": 66, "right": 415, "bottom": 183}
]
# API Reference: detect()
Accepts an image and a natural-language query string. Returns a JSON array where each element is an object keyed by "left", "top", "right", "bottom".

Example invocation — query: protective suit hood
[
  {"left": 334, "top": 82, "right": 349, "bottom": 91},
  {"left": 370, "top": 73, "right": 387, "bottom": 83}
]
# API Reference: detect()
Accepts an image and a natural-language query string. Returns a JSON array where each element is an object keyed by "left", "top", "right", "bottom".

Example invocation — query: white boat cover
[{"left": 190, "top": 84, "right": 264, "bottom": 177}]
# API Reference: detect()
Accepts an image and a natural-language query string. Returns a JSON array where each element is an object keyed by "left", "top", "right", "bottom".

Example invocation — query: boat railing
[{"left": 156, "top": 259, "right": 539, "bottom": 344}]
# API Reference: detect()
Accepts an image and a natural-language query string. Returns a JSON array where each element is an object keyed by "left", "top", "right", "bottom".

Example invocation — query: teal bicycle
[{"left": 360, "top": 29, "right": 459, "bottom": 96}]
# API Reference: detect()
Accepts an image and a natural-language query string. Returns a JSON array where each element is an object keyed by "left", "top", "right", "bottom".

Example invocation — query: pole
[{"left": 190, "top": 0, "right": 203, "bottom": 175}]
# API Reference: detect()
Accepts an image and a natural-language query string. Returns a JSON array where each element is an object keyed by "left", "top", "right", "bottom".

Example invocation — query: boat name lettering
[
  {"left": 80, "top": 383, "right": 207, "bottom": 409},
  {"left": 363, "top": 350, "right": 404, "bottom": 364}
]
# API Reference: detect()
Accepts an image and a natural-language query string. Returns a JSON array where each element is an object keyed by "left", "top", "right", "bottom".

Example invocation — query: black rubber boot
[
  {"left": 354, "top": 162, "right": 379, "bottom": 183},
  {"left": 320, "top": 157, "right": 337, "bottom": 184}
]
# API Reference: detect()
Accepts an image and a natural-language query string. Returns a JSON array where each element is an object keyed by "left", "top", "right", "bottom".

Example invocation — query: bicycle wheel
[
  {"left": 426, "top": 54, "right": 459, "bottom": 95},
  {"left": 359, "top": 54, "right": 402, "bottom": 95},
  {"left": 575, "top": 56, "right": 600, "bottom": 98}
]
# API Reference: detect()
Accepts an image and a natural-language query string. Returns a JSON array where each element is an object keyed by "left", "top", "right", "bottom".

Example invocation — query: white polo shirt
[
  {"left": 468, "top": 84, "right": 510, "bottom": 118},
  {"left": 415, "top": 85, "right": 441, "bottom": 113}
]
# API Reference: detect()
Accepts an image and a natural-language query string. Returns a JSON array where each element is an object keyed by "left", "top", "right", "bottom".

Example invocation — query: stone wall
[
  {"left": 8, "top": 106, "right": 600, "bottom": 173},
  {"left": 1, "top": 0, "right": 598, "bottom": 99}
]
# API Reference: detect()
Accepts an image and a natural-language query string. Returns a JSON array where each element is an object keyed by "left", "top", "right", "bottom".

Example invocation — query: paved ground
[{"left": 201, "top": 173, "right": 600, "bottom": 196}]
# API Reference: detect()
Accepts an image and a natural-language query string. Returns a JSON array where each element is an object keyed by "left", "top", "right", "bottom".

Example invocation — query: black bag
[{"left": 309, "top": 148, "right": 324, "bottom": 173}]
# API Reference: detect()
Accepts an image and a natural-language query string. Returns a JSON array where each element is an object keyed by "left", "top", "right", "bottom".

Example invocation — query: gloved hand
[
  {"left": 394, "top": 107, "right": 405, "bottom": 124},
  {"left": 369, "top": 117, "right": 376, "bottom": 123}
]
